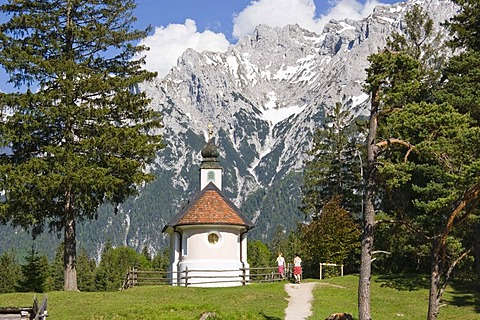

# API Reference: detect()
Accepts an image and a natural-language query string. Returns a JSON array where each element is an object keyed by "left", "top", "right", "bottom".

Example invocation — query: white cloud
[
  {"left": 232, "top": 0, "right": 382, "bottom": 39},
  {"left": 140, "top": 0, "right": 384, "bottom": 78},
  {"left": 233, "top": 0, "right": 320, "bottom": 39},
  {"left": 139, "top": 19, "right": 230, "bottom": 77}
]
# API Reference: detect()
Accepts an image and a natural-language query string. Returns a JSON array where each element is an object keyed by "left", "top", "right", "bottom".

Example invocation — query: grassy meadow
[
  {"left": 0, "top": 275, "right": 478, "bottom": 319},
  {"left": 312, "top": 275, "right": 479, "bottom": 320}
]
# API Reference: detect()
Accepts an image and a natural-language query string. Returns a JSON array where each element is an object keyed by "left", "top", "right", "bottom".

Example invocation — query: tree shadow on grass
[
  {"left": 259, "top": 313, "right": 282, "bottom": 320},
  {"left": 377, "top": 275, "right": 480, "bottom": 312},
  {"left": 375, "top": 274, "right": 430, "bottom": 291},
  {"left": 445, "top": 281, "right": 480, "bottom": 312}
]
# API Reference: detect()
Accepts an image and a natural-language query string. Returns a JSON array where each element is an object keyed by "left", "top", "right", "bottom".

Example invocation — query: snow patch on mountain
[{"left": 109, "top": 0, "right": 460, "bottom": 250}]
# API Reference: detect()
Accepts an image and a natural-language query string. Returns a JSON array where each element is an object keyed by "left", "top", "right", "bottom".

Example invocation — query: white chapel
[{"left": 162, "top": 128, "right": 254, "bottom": 287}]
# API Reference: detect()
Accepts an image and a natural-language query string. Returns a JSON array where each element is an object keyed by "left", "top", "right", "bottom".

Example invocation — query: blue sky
[{"left": 0, "top": 0, "right": 404, "bottom": 92}]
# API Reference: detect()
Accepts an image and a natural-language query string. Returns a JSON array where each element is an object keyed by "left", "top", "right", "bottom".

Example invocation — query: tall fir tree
[
  {"left": 437, "top": 0, "right": 480, "bottom": 302},
  {"left": 0, "top": 0, "right": 163, "bottom": 291},
  {"left": 19, "top": 245, "right": 49, "bottom": 293},
  {"left": 388, "top": 4, "right": 447, "bottom": 102},
  {"left": 95, "top": 244, "right": 149, "bottom": 291},
  {"left": 437, "top": 0, "right": 480, "bottom": 124},
  {"left": 49, "top": 243, "right": 66, "bottom": 291},
  {"left": 0, "top": 250, "right": 21, "bottom": 293},
  {"left": 301, "top": 102, "right": 363, "bottom": 220},
  {"left": 77, "top": 248, "right": 97, "bottom": 292}
]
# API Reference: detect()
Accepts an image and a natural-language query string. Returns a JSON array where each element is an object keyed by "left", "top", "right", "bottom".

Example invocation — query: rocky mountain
[{"left": 0, "top": 0, "right": 459, "bottom": 260}]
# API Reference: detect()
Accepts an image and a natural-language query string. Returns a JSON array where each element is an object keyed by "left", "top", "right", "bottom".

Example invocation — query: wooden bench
[{"left": 0, "top": 296, "right": 47, "bottom": 320}]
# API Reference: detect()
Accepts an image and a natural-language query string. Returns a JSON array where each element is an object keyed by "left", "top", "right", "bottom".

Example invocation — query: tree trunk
[
  {"left": 358, "top": 189, "right": 375, "bottom": 320},
  {"left": 64, "top": 190, "right": 78, "bottom": 291},
  {"left": 475, "top": 223, "right": 480, "bottom": 277},
  {"left": 358, "top": 92, "right": 379, "bottom": 320},
  {"left": 427, "top": 240, "right": 441, "bottom": 320}
]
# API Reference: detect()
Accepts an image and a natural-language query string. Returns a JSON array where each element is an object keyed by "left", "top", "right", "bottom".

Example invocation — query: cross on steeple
[
  {"left": 208, "top": 123, "right": 214, "bottom": 140},
  {"left": 200, "top": 123, "right": 222, "bottom": 190}
]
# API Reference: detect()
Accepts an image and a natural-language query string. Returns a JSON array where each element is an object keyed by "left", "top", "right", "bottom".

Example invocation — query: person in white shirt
[
  {"left": 276, "top": 252, "right": 285, "bottom": 279},
  {"left": 293, "top": 253, "right": 302, "bottom": 284}
]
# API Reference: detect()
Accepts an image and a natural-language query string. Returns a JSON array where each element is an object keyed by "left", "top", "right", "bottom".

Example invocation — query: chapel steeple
[{"left": 200, "top": 124, "right": 222, "bottom": 190}]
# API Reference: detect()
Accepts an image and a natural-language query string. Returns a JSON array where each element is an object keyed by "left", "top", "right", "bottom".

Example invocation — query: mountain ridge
[{"left": 0, "top": 0, "right": 458, "bottom": 259}]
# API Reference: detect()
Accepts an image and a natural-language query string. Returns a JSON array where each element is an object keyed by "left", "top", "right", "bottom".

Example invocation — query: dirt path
[{"left": 284, "top": 282, "right": 318, "bottom": 320}]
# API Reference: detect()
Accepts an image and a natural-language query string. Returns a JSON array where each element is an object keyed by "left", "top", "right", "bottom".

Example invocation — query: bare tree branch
[
  {"left": 438, "top": 245, "right": 476, "bottom": 301},
  {"left": 375, "top": 138, "right": 415, "bottom": 162},
  {"left": 375, "top": 217, "right": 432, "bottom": 240}
]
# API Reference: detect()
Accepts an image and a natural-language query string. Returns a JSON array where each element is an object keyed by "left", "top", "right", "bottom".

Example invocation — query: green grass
[
  {"left": 0, "top": 275, "right": 478, "bottom": 319},
  {"left": 311, "top": 275, "right": 480, "bottom": 320},
  {"left": 0, "top": 283, "right": 287, "bottom": 320}
]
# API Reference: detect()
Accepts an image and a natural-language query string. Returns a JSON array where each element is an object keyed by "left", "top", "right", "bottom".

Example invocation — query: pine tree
[
  {"left": 247, "top": 240, "right": 272, "bottom": 269},
  {"left": 388, "top": 4, "right": 447, "bottom": 102},
  {"left": 301, "top": 102, "right": 364, "bottom": 220},
  {"left": 141, "top": 244, "right": 152, "bottom": 263},
  {"left": 0, "top": 0, "right": 163, "bottom": 291},
  {"left": 359, "top": 5, "right": 480, "bottom": 318},
  {"left": 379, "top": 102, "right": 480, "bottom": 320},
  {"left": 19, "top": 245, "right": 49, "bottom": 293},
  {"left": 439, "top": 0, "right": 480, "bottom": 284},
  {"left": 268, "top": 225, "right": 288, "bottom": 260},
  {"left": 95, "top": 244, "right": 149, "bottom": 291},
  {"left": 151, "top": 247, "right": 169, "bottom": 271},
  {"left": 48, "top": 243, "right": 65, "bottom": 291},
  {"left": 0, "top": 250, "right": 22, "bottom": 293},
  {"left": 437, "top": 0, "right": 480, "bottom": 124},
  {"left": 77, "top": 248, "right": 97, "bottom": 292},
  {"left": 359, "top": 44, "right": 423, "bottom": 320},
  {"left": 444, "top": 0, "right": 480, "bottom": 51}
]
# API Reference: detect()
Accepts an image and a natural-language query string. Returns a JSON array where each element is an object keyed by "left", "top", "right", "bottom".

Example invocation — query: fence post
[
  {"left": 319, "top": 263, "right": 323, "bottom": 280},
  {"left": 129, "top": 267, "right": 134, "bottom": 288},
  {"left": 341, "top": 264, "right": 344, "bottom": 277},
  {"left": 184, "top": 267, "right": 188, "bottom": 287},
  {"left": 133, "top": 267, "right": 137, "bottom": 287},
  {"left": 241, "top": 267, "right": 246, "bottom": 286}
]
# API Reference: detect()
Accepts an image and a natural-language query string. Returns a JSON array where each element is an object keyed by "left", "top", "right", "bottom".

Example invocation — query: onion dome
[{"left": 201, "top": 139, "right": 219, "bottom": 159}]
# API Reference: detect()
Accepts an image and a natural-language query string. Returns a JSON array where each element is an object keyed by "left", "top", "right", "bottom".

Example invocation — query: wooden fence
[
  {"left": 122, "top": 265, "right": 293, "bottom": 289},
  {"left": 319, "top": 263, "right": 344, "bottom": 280}
]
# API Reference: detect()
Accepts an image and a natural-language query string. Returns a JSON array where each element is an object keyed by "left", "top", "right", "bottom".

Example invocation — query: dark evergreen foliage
[
  {"left": 48, "top": 242, "right": 65, "bottom": 291},
  {"left": 151, "top": 247, "right": 170, "bottom": 271},
  {"left": 18, "top": 246, "right": 49, "bottom": 293},
  {"left": 0, "top": 0, "right": 164, "bottom": 290},
  {"left": 242, "top": 171, "right": 304, "bottom": 241},
  {"left": 444, "top": 0, "right": 480, "bottom": 51},
  {"left": 360, "top": 4, "right": 480, "bottom": 318},
  {"left": 436, "top": 51, "right": 480, "bottom": 124},
  {"left": 301, "top": 102, "right": 364, "bottom": 219},
  {"left": 247, "top": 240, "right": 272, "bottom": 269},
  {"left": 77, "top": 248, "right": 97, "bottom": 292},
  {"left": 438, "top": 0, "right": 480, "bottom": 125},
  {"left": 95, "top": 242, "right": 150, "bottom": 291},
  {"left": 0, "top": 250, "right": 21, "bottom": 293}
]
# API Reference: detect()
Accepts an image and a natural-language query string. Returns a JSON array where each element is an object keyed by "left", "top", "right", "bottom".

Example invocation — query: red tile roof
[{"left": 162, "top": 182, "right": 254, "bottom": 231}]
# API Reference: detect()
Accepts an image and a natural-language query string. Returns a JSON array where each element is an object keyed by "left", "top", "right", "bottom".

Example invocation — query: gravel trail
[{"left": 284, "top": 282, "right": 318, "bottom": 320}]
